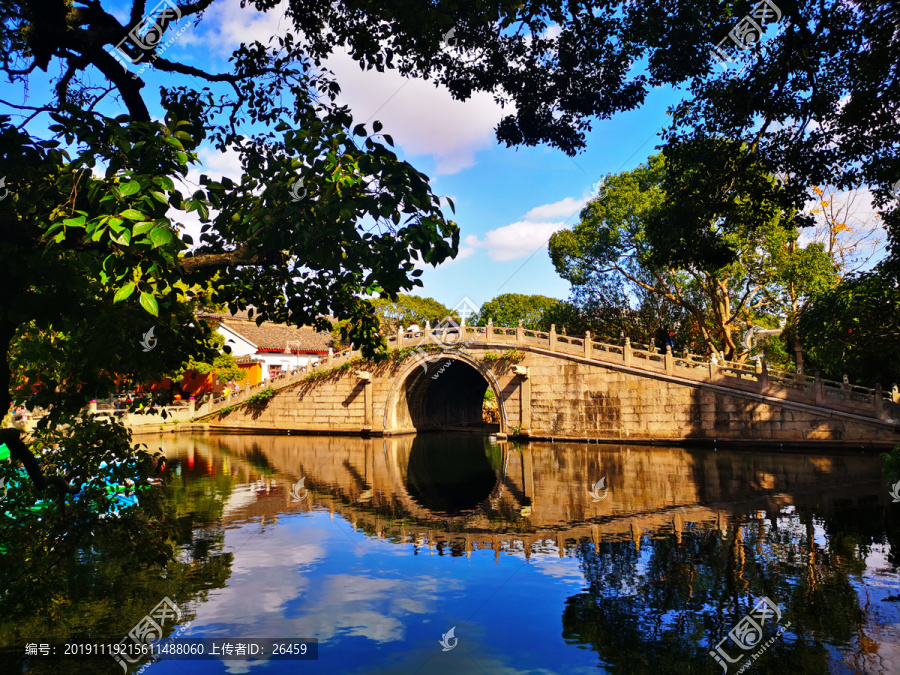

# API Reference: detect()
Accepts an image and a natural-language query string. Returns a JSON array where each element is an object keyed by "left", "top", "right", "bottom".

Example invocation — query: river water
[{"left": 5, "top": 433, "right": 900, "bottom": 674}]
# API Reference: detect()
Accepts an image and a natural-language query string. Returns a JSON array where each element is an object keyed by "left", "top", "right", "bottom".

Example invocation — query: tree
[
  {"left": 549, "top": 152, "right": 838, "bottom": 361},
  {"left": 171, "top": 332, "right": 246, "bottom": 386},
  {"left": 475, "top": 294, "right": 562, "bottom": 331},
  {"left": 797, "top": 273, "right": 900, "bottom": 388},
  {"left": 369, "top": 295, "right": 452, "bottom": 332}
]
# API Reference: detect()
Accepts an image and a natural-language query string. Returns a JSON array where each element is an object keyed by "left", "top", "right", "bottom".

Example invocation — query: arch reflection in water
[{"left": 404, "top": 434, "right": 501, "bottom": 514}]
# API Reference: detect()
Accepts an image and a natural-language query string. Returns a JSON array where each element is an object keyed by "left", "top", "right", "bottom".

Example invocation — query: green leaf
[
  {"left": 119, "top": 181, "right": 141, "bottom": 196},
  {"left": 121, "top": 209, "right": 145, "bottom": 221},
  {"left": 114, "top": 284, "right": 136, "bottom": 303},
  {"left": 140, "top": 292, "right": 159, "bottom": 316},
  {"left": 63, "top": 215, "right": 86, "bottom": 227},
  {"left": 111, "top": 229, "right": 132, "bottom": 246},
  {"left": 133, "top": 221, "right": 155, "bottom": 236},
  {"left": 373, "top": 120, "right": 383, "bottom": 133},
  {"left": 149, "top": 227, "right": 174, "bottom": 248}
]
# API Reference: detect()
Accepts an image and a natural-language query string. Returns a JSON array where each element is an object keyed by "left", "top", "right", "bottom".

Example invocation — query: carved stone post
[
  {"left": 794, "top": 343, "right": 804, "bottom": 381},
  {"left": 516, "top": 319, "right": 524, "bottom": 342},
  {"left": 759, "top": 361, "right": 769, "bottom": 394},
  {"left": 486, "top": 318, "right": 494, "bottom": 341},
  {"left": 624, "top": 337, "right": 632, "bottom": 367},
  {"left": 709, "top": 353, "right": 718, "bottom": 380},
  {"left": 549, "top": 324, "right": 557, "bottom": 352},
  {"left": 327, "top": 347, "right": 334, "bottom": 365},
  {"left": 584, "top": 330, "right": 592, "bottom": 359},
  {"left": 397, "top": 325, "right": 404, "bottom": 348},
  {"left": 188, "top": 396, "right": 196, "bottom": 419},
  {"left": 814, "top": 372, "right": 824, "bottom": 405},
  {"left": 665, "top": 345, "right": 673, "bottom": 375}
]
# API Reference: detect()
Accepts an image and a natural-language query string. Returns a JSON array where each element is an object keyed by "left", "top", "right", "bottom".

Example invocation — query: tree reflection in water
[
  {"left": 563, "top": 499, "right": 900, "bottom": 673},
  {"left": 0, "top": 431, "right": 236, "bottom": 674}
]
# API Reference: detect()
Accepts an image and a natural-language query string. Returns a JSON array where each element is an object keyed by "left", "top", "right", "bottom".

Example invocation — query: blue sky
[{"left": 10, "top": 1, "right": 886, "bottom": 315}]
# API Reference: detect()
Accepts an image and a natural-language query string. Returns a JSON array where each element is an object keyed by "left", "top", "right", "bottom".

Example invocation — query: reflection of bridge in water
[{"left": 160, "top": 434, "right": 888, "bottom": 557}]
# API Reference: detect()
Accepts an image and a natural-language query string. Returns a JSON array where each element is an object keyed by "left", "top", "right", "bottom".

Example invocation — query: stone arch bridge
[{"left": 197, "top": 324, "right": 899, "bottom": 447}]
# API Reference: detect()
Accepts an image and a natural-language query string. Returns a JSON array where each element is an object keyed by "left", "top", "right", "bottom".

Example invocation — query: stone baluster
[
  {"left": 549, "top": 324, "right": 557, "bottom": 352},
  {"left": 814, "top": 372, "right": 824, "bottom": 405},
  {"left": 516, "top": 319, "right": 523, "bottom": 342},
  {"left": 584, "top": 330, "right": 592, "bottom": 359},
  {"left": 755, "top": 359, "right": 762, "bottom": 374},
  {"left": 188, "top": 396, "right": 196, "bottom": 419},
  {"left": 486, "top": 318, "right": 494, "bottom": 341},
  {"left": 327, "top": 347, "right": 334, "bottom": 365},
  {"left": 665, "top": 345, "right": 674, "bottom": 374},
  {"left": 709, "top": 353, "right": 718, "bottom": 380},
  {"left": 842, "top": 374, "right": 850, "bottom": 392},
  {"left": 397, "top": 325, "right": 405, "bottom": 348},
  {"left": 759, "top": 361, "right": 769, "bottom": 393},
  {"left": 624, "top": 337, "right": 632, "bottom": 366}
]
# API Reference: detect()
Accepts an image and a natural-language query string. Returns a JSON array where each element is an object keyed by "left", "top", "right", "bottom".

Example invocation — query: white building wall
[
  {"left": 215, "top": 324, "right": 325, "bottom": 381},
  {"left": 216, "top": 324, "right": 257, "bottom": 357}
]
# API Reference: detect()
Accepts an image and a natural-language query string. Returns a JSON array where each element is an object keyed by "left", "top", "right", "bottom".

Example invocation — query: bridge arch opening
[{"left": 389, "top": 353, "right": 506, "bottom": 434}]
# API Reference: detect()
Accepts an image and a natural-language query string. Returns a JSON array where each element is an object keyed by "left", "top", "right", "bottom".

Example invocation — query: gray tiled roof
[{"left": 202, "top": 311, "right": 334, "bottom": 353}]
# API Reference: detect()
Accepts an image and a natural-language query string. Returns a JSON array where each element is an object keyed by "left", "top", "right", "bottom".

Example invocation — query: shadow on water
[{"left": 405, "top": 434, "right": 498, "bottom": 514}]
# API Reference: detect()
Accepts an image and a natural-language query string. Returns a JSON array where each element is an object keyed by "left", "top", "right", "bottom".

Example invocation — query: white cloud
[
  {"left": 179, "top": 0, "right": 290, "bottom": 53},
  {"left": 325, "top": 48, "right": 504, "bottom": 174},
  {"left": 465, "top": 221, "right": 570, "bottom": 262},
  {"left": 183, "top": 0, "right": 504, "bottom": 175},
  {"left": 523, "top": 196, "right": 587, "bottom": 221}
]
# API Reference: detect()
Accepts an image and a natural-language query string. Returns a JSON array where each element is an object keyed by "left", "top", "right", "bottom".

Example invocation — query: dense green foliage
[
  {"left": 549, "top": 153, "right": 838, "bottom": 361},
  {"left": 369, "top": 294, "right": 453, "bottom": 331},
  {"left": 798, "top": 274, "right": 900, "bottom": 387},
  {"left": 475, "top": 293, "right": 563, "bottom": 331}
]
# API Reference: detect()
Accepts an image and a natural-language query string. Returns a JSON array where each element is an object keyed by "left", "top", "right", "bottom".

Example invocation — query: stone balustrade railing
[{"left": 190, "top": 320, "right": 898, "bottom": 423}]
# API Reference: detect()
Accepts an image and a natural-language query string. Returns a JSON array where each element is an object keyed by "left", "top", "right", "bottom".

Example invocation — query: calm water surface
[{"left": 6, "top": 433, "right": 900, "bottom": 674}]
